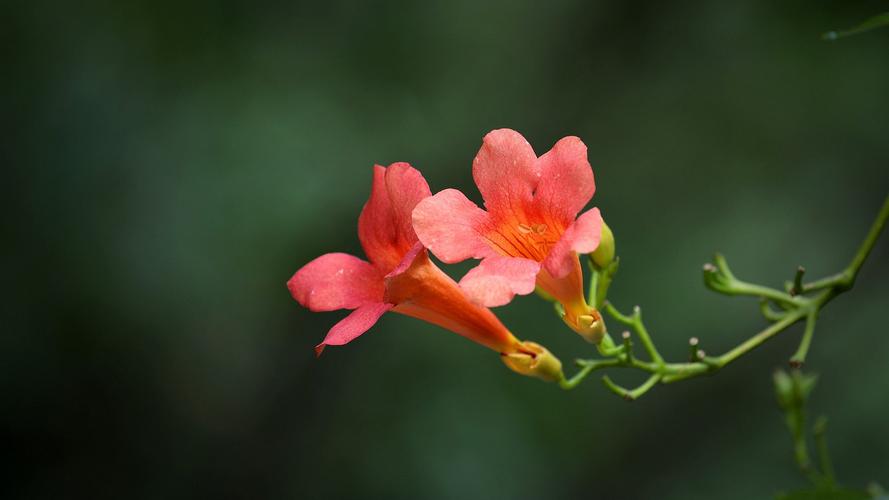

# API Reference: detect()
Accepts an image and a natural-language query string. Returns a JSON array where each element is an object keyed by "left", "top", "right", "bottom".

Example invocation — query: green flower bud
[
  {"left": 591, "top": 221, "right": 615, "bottom": 269},
  {"left": 773, "top": 369, "right": 818, "bottom": 410}
]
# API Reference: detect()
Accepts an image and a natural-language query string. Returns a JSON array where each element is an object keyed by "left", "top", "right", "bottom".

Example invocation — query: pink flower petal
[
  {"left": 472, "top": 129, "right": 541, "bottom": 217},
  {"left": 358, "top": 163, "right": 432, "bottom": 273},
  {"left": 315, "top": 302, "right": 393, "bottom": 356},
  {"left": 385, "top": 241, "right": 426, "bottom": 279},
  {"left": 459, "top": 255, "right": 541, "bottom": 307},
  {"left": 543, "top": 208, "right": 602, "bottom": 278},
  {"left": 288, "top": 253, "right": 384, "bottom": 312},
  {"left": 533, "top": 136, "right": 595, "bottom": 224},
  {"left": 412, "top": 189, "right": 494, "bottom": 263},
  {"left": 384, "top": 162, "right": 433, "bottom": 244}
]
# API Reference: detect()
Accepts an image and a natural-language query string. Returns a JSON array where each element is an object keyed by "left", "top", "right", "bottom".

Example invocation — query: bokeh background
[{"left": 6, "top": 1, "right": 889, "bottom": 498}]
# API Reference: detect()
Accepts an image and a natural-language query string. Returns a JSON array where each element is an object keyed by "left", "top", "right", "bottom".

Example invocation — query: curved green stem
[
  {"left": 561, "top": 195, "right": 889, "bottom": 399},
  {"left": 802, "top": 195, "right": 889, "bottom": 294},
  {"left": 790, "top": 309, "right": 818, "bottom": 367},
  {"left": 559, "top": 358, "right": 621, "bottom": 389},
  {"left": 724, "top": 280, "right": 799, "bottom": 307},
  {"left": 603, "top": 302, "right": 664, "bottom": 365},
  {"left": 601, "top": 373, "right": 662, "bottom": 400},
  {"left": 716, "top": 310, "right": 805, "bottom": 368},
  {"left": 759, "top": 298, "right": 789, "bottom": 322}
]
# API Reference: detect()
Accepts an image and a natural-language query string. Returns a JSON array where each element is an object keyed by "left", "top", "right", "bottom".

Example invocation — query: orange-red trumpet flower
[
  {"left": 288, "top": 162, "right": 562, "bottom": 381},
  {"left": 413, "top": 129, "right": 606, "bottom": 342}
]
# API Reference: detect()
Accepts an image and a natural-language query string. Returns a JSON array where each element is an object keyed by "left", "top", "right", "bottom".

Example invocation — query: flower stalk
[{"left": 561, "top": 195, "right": 889, "bottom": 399}]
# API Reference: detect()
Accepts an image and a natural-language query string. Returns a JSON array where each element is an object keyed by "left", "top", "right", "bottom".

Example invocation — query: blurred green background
[{"left": 6, "top": 1, "right": 888, "bottom": 498}]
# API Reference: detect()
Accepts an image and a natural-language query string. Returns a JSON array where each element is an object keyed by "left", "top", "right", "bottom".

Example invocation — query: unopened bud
[
  {"left": 702, "top": 262, "right": 731, "bottom": 292},
  {"left": 590, "top": 221, "right": 615, "bottom": 269},
  {"left": 773, "top": 369, "right": 818, "bottom": 410},
  {"left": 501, "top": 341, "right": 564, "bottom": 382}
]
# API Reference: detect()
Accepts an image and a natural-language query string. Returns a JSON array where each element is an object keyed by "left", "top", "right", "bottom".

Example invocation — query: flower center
[
  {"left": 485, "top": 220, "right": 560, "bottom": 262},
  {"left": 517, "top": 223, "right": 548, "bottom": 235}
]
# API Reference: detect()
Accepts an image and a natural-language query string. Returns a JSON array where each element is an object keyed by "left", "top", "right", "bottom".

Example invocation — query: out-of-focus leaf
[
  {"left": 775, "top": 488, "right": 873, "bottom": 500},
  {"left": 775, "top": 488, "right": 872, "bottom": 500},
  {"left": 774, "top": 370, "right": 795, "bottom": 408},
  {"left": 823, "top": 13, "right": 889, "bottom": 40}
]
